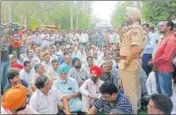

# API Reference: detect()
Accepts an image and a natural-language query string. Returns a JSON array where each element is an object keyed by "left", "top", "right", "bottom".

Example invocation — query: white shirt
[
  {"left": 42, "top": 61, "right": 52, "bottom": 72},
  {"left": 20, "top": 69, "right": 35, "bottom": 85},
  {"left": 40, "top": 33, "right": 45, "bottom": 40},
  {"left": 1, "top": 106, "right": 12, "bottom": 114},
  {"left": 173, "top": 56, "right": 176, "bottom": 66},
  {"left": 80, "top": 78, "right": 104, "bottom": 98},
  {"left": 80, "top": 33, "right": 88, "bottom": 43},
  {"left": 29, "top": 87, "right": 64, "bottom": 114},
  {"left": 109, "top": 34, "right": 114, "bottom": 43},
  {"left": 1, "top": 105, "right": 38, "bottom": 114},
  {"left": 41, "top": 34, "right": 50, "bottom": 48},
  {"left": 112, "top": 33, "right": 120, "bottom": 44},
  {"left": 146, "top": 71, "right": 157, "bottom": 95},
  {"left": 31, "top": 73, "right": 40, "bottom": 84},
  {"left": 47, "top": 67, "right": 58, "bottom": 80},
  {"left": 56, "top": 50, "right": 63, "bottom": 56}
]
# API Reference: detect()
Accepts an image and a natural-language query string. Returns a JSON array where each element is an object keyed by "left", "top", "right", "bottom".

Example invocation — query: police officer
[{"left": 119, "top": 7, "right": 147, "bottom": 114}]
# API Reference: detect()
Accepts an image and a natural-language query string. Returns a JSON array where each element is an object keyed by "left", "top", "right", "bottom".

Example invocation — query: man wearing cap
[
  {"left": 1, "top": 85, "right": 38, "bottom": 114},
  {"left": 80, "top": 66, "right": 104, "bottom": 113},
  {"left": 119, "top": 7, "right": 148, "bottom": 113}
]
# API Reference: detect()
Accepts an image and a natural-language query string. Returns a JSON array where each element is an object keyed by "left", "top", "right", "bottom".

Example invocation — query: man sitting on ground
[
  {"left": 29, "top": 76, "right": 70, "bottom": 114},
  {"left": 80, "top": 66, "right": 104, "bottom": 113},
  {"left": 88, "top": 82, "right": 132, "bottom": 114},
  {"left": 5, "top": 70, "right": 33, "bottom": 96},
  {"left": 147, "top": 93, "right": 173, "bottom": 114},
  {"left": 1, "top": 85, "right": 38, "bottom": 114}
]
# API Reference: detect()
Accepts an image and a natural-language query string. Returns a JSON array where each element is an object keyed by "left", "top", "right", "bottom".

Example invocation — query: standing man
[
  {"left": 150, "top": 20, "right": 176, "bottom": 97},
  {"left": 10, "top": 29, "right": 23, "bottom": 59},
  {"left": 1, "top": 36, "right": 10, "bottom": 94},
  {"left": 142, "top": 23, "right": 157, "bottom": 76},
  {"left": 119, "top": 7, "right": 147, "bottom": 114}
]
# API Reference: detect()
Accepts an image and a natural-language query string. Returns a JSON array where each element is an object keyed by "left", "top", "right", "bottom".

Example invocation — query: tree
[
  {"left": 111, "top": 1, "right": 134, "bottom": 28},
  {"left": 142, "top": 1, "right": 176, "bottom": 26},
  {"left": 1, "top": 1, "right": 93, "bottom": 30}
]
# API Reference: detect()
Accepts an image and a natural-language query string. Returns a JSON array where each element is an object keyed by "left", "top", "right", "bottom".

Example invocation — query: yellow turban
[
  {"left": 126, "top": 7, "right": 141, "bottom": 20},
  {"left": 2, "top": 85, "right": 27, "bottom": 110}
]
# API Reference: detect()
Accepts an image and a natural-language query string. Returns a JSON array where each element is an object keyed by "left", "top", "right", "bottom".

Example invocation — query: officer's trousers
[{"left": 119, "top": 59, "right": 141, "bottom": 114}]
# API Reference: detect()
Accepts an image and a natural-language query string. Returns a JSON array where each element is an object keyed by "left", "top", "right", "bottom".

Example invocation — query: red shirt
[
  {"left": 152, "top": 33, "right": 176, "bottom": 72},
  {"left": 11, "top": 33, "right": 22, "bottom": 48}
]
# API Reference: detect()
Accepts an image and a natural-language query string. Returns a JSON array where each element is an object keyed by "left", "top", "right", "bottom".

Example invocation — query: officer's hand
[
  {"left": 123, "top": 61, "right": 129, "bottom": 70},
  {"left": 148, "top": 60, "right": 153, "bottom": 66}
]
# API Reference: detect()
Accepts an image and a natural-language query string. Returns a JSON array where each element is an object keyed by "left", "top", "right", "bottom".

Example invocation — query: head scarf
[
  {"left": 126, "top": 7, "right": 141, "bottom": 21},
  {"left": 2, "top": 85, "right": 27, "bottom": 110},
  {"left": 90, "top": 66, "right": 102, "bottom": 77},
  {"left": 57, "top": 65, "right": 70, "bottom": 76}
]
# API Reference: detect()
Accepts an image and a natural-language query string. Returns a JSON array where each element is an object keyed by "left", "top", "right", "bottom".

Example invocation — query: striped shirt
[
  {"left": 94, "top": 92, "right": 132, "bottom": 114},
  {"left": 68, "top": 68, "right": 89, "bottom": 85}
]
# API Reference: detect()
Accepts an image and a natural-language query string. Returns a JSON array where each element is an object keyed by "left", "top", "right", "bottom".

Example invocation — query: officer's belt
[{"left": 120, "top": 55, "right": 142, "bottom": 60}]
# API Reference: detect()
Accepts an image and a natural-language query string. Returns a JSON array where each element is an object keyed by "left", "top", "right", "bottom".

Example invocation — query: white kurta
[{"left": 80, "top": 78, "right": 104, "bottom": 112}]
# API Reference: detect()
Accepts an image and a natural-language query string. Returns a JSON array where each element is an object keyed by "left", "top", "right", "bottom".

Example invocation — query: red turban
[
  {"left": 90, "top": 66, "right": 102, "bottom": 77},
  {"left": 2, "top": 85, "right": 27, "bottom": 110},
  {"left": 11, "top": 64, "right": 24, "bottom": 69}
]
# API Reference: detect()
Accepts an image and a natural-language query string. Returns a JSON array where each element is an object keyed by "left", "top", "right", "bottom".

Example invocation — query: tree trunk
[
  {"left": 70, "top": 1, "right": 73, "bottom": 30},
  {"left": 8, "top": 1, "right": 12, "bottom": 23}
]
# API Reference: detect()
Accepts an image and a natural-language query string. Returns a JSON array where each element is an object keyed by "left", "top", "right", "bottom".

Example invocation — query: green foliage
[
  {"left": 1, "top": 1, "right": 93, "bottom": 30},
  {"left": 111, "top": 1, "right": 134, "bottom": 28},
  {"left": 142, "top": 1, "right": 176, "bottom": 26}
]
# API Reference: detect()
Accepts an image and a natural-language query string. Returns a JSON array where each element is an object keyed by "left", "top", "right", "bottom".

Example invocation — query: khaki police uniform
[{"left": 119, "top": 7, "right": 147, "bottom": 114}]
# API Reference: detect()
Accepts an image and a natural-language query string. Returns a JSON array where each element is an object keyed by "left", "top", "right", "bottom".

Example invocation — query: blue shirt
[
  {"left": 94, "top": 92, "right": 133, "bottom": 114},
  {"left": 54, "top": 77, "right": 82, "bottom": 112},
  {"left": 143, "top": 32, "right": 157, "bottom": 54}
]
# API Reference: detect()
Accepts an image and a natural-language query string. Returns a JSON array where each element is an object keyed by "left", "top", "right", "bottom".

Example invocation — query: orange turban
[
  {"left": 90, "top": 66, "right": 102, "bottom": 77},
  {"left": 2, "top": 85, "right": 27, "bottom": 110}
]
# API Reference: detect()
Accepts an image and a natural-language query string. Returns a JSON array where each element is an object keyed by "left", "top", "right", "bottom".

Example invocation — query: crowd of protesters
[{"left": 1, "top": 7, "right": 176, "bottom": 115}]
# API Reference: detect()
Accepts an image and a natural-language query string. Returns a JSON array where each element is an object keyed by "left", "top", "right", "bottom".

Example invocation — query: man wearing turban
[
  {"left": 54, "top": 65, "right": 82, "bottom": 112},
  {"left": 119, "top": 7, "right": 148, "bottom": 114},
  {"left": 80, "top": 66, "right": 104, "bottom": 113},
  {"left": 1, "top": 85, "right": 38, "bottom": 114},
  {"left": 68, "top": 57, "right": 89, "bottom": 87}
]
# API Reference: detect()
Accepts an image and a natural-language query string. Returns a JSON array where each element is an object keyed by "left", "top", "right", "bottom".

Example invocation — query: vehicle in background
[{"left": 95, "top": 21, "right": 113, "bottom": 32}]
